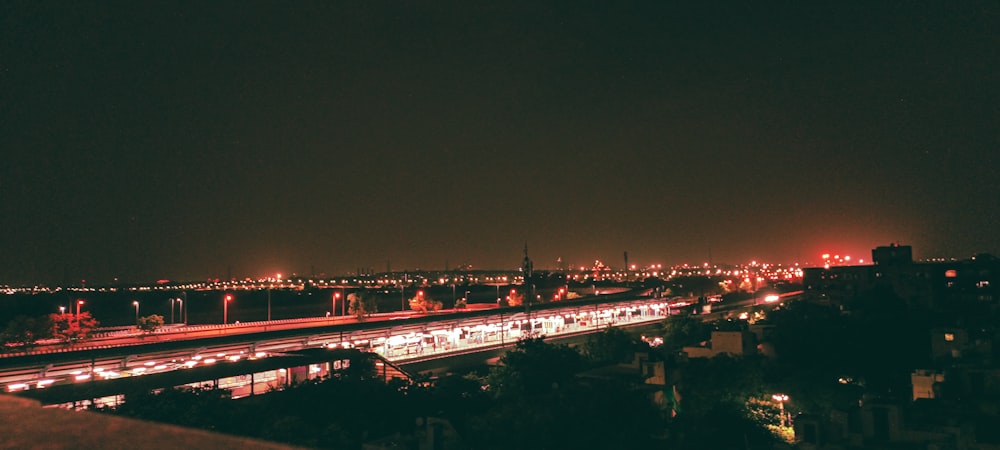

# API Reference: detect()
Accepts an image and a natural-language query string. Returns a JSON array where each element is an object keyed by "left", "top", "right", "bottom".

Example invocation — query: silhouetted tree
[
  {"left": 488, "top": 337, "right": 584, "bottom": 398},
  {"left": 658, "top": 314, "right": 713, "bottom": 350},
  {"left": 408, "top": 295, "right": 443, "bottom": 313},
  {"left": 2, "top": 315, "right": 52, "bottom": 347},
  {"left": 348, "top": 292, "right": 377, "bottom": 321},
  {"left": 584, "top": 326, "right": 640, "bottom": 365},
  {"left": 137, "top": 314, "right": 164, "bottom": 333}
]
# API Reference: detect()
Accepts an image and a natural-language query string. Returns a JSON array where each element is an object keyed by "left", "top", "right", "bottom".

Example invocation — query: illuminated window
[
  {"left": 945, "top": 270, "right": 957, "bottom": 278},
  {"left": 944, "top": 333, "right": 954, "bottom": 342}
]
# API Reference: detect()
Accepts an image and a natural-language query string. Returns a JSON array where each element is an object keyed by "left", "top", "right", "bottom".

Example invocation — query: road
[
  {"left": 1, "top": 295, "right": 674, "bottom": 393},
  {"left": 3, "top": 291, "right": 803, "bottom": 398}
]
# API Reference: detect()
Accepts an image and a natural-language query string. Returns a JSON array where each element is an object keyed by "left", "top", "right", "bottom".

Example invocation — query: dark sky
[{"left": 2, "top": 1, "right": 998, "bottom": 284}]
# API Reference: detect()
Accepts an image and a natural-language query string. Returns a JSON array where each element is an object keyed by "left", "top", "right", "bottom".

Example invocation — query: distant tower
[
  {"left": 624, "top": 251, "right": 629, "bottom": 281},
  {"left": 521, "top": 243, "right": 533, "bottom": 280}
]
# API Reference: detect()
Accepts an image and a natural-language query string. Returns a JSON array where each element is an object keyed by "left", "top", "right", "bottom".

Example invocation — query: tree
[
  {"left": 2, "top": 315, "right": 52, "bottom": 348},
  {"left": 488, "top": 337, "right": 584, "bottom": 398},
  {"left": 585, "top": 326, "right": 640, "bottom": 365},
  {"left": 506, "top": 289, "right": 524, "bottom": 307},
  {"left": 50, "top": 312, "right": 99, "bottom": 343},
  {"left": 658, "top": 314, "right": 712, "bottom": 350},
  {"left": 408, "top": 294, "right": 443, "bottom": 313},
  {"left": 137, "top": 314, "right": 165, "bottom": 333},
  {"left": 348, "top": 292, "right": 377, "bottom": 321}
]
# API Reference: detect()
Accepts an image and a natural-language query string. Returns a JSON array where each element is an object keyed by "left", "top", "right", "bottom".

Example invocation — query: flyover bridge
[{"left": 1, "top": 293, "right": 677, "bottom": 395}]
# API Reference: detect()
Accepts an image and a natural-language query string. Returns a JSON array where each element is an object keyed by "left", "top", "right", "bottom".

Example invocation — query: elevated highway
[{"left": 1, "top": 293, "right": 678, "bottom": 394}]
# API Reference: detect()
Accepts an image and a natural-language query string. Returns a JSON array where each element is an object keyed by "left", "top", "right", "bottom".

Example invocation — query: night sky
[{"left": 2, "top": 1, "right": 998, "bottom": 285}]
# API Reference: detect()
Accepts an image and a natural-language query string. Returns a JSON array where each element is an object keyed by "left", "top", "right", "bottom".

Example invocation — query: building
[
  {"left": 682, "top": 330, "right": 756, "bottom": 359},
  {"left": 803, "top": 244, "right": 1000, "bottom": 312}
]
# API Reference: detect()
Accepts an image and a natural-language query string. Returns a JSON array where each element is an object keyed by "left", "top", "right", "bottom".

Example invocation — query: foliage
[
  {"left": 678, "top": 354, "right": 767, "bottom": 417},
  {"left": 109, "top": 376, "right": 418, "bottom": 449},
  {"left": 487, "top": 337, "right": 584, "bottom": 398},
  {"left": 408, "top": 294, "right": 443, "bottom": 313},
  {"left": 453, "top": 297, "right": 467, "bottom": 309},
  {"left": 469, "top": 377, "right": 663, "bottom": 450},
  {"left": 471, "top": 337, "right": 663, "bottom": 449},
  {"left": 765, "top": 295, "right": 927, "bottom": 399},
  {"left": 506, "top": 289, "right": 524, "bottom": 307},
  {"left": 348, "top": 292, "right": 377, "bottom": 321},
  {"left": 584, "top": 326, "right": 640, "bottom": 365},
  {"left": 2, "top": 315, "right": 53, "bottom": 347},
  {"left": 137, "top": 314, "right": 164, "bottom": 333},
  {"left": 50, "top": 312, "right": 99, "bottom": 343},
  {"left": 669, "top": 402, "right": 778, "bottom": 450},
  {"left": 667, "top": 354, "right": 778, "bottom": 449},
  {"left": 658, "top": 314, "right": 713, "bottom": 350}
]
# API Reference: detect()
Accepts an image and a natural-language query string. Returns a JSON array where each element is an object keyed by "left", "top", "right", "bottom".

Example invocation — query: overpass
[{"left": 1, "top": 293, "right": 679, "bottom": 398}]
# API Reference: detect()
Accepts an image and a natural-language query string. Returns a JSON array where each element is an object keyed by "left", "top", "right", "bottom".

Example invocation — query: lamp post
[
  {"left": 170, "top": 298, "right": 176, "bottom": 324},
  {"left": 76, "top": 300, "right": 84, "bottom": 318},
  {"left": 223, "top": 294, "right": 233, "bottom": 325},
  {"left": 59, "top": 306, "right": 66, "bottom": 315},
  {"left": 267, "top": 286, "right": 272, "bottom": 321},
  {"left": 332, "top": 292, "right": 341, "bottom": 318},
  {"left": 180, "top": 291, "right": 187, "bottom": 324},
  {"left": 340, "top": 288, "right": 345, "bottom": 316},
  {"left": 772, "top": 394, "right": 789, "bottom": 427},
  {"left": 133, "top": 301, "right": 139, "bottom": 326}
]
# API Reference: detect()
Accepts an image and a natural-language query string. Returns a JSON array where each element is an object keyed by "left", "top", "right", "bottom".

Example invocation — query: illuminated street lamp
[
  {"left": 332, "top": 291, "right": 341, "bottom": 317},
  {"left": 59, "top": 306, "right": 66, "bottom": 315},
  {"left": 76, "top": 300, "right": 84, "bottom": 318},
  {"left": 170, "top": 297, "right": 175, "bottom": 324},
  {"left": 772, "top": 393, "right": 790, "bottom": 427},
  {"left": 223, "top": 293, "right": 233, "bottom": 325},
  {"left": 133, "top": 301, "right": 139, "bottom": 326}
]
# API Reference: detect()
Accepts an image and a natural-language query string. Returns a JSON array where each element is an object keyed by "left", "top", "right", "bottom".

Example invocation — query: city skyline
[{"left": 2, "top": 2, "right": 997, "bottom": 285}]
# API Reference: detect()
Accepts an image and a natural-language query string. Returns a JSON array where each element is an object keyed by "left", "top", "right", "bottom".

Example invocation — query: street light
[
  {"left": 133, "top": 301, "right": 139, "bottom": 326},
  {"left": 170, "top": 297, "right": 176, "bottom": 324},
  {"left": 76, "top": 300, "right": 84, "bottom": 318},
  {"left": 332, "top": 292, "right": 341, "bottom": 318},
  {"left": 59, "top": 306, "right": 66, "bottom": 315},
  {"left": 177, "top": 298, "right": 184, "bottom": 325},
  {"left": 180, "top": 291, "right": 187, "bottom": 324},
  {"left": 772, "top": 394, "right": 790, "bottom": 427},
  {"left": 223, "top": 294, "right": 233, "bottom": 325}
]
